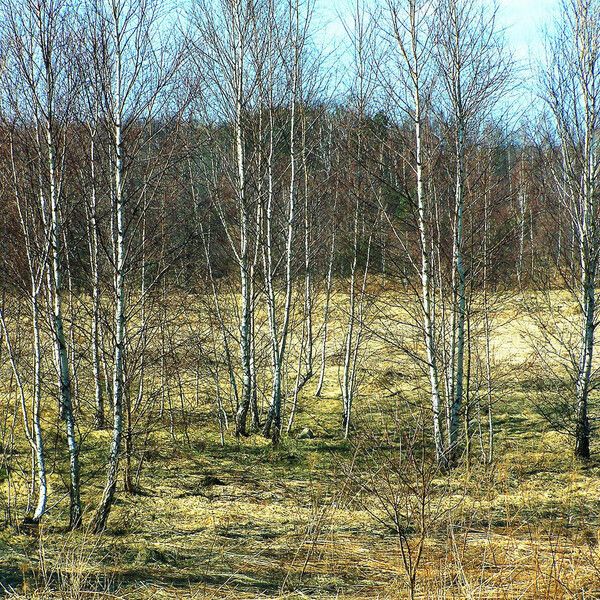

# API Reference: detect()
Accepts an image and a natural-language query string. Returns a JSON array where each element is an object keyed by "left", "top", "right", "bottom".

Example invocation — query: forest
[{"left": 0, "top": 0, "right": 599, "bottom": 597}]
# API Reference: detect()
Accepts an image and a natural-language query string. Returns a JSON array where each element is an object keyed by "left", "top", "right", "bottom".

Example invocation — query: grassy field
[{"left": 2, "top": 289, "right": 600, "bottom": 599}]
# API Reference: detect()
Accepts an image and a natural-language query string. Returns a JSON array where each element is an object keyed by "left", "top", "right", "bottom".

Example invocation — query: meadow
[{"left": 1, "top": 288, "right": 599, "bottom": 600}]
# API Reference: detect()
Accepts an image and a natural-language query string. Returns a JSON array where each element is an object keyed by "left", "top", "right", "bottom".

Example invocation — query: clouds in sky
[
  {"left": 496, "top": 0, "right": 559, "bottom": 64},
  {"left": 315, "top": 0, "right": 559, "bottom": 67}
]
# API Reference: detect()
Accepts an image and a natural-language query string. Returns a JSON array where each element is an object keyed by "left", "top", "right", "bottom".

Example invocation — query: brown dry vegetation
[{"left": 2, "top": 289, "right": 600, "bottom": 599}]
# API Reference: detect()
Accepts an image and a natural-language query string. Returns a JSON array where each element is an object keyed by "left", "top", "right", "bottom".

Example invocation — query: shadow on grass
[
  {"left": 114, "top": 567, "right": 284, "bottom": 595},
  {"left": 0, "top": 566, "right": 24, "bottom": 596}
]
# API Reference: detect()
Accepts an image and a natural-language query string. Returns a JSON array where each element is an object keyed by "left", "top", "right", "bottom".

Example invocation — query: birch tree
[
  {"left": 261, "top": 0, "right": 311, "bottom": 444},
  {"left": 89, "top": 0, "right": 177, "bottom": 532},
  {"left": 434, "top": 0, "right": 511, "bottom": 462},
  {"left": 1, "top": 0, "right": 83, "bottom": 528},
  {"left": 544, "top": 0, "right": 600, "bottom": 459},
  {"left": 333, "top": 0, "right": 379, "bottom": 437},
  {"left": 189, "top": 0, "right": 262, "bottom": 437},
  {"left": 382, "top": 0, "right": 446, "bottom": 464}
]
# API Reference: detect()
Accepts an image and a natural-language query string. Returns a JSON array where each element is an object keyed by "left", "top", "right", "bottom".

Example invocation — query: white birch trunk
[{"left": 93, "top": 6, "right": 126, "bottom": 529}]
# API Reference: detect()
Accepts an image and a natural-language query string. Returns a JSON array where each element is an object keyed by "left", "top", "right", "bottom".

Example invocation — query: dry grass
[{"left": 2, "top": 289, "right": 600, "bottom": 598}]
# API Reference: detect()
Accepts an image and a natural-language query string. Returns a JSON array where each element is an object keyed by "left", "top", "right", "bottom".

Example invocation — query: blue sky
[
  {"left": 316, "top": 0, "right": 560, "bottom": 68},
  {"left": 311, "top": 0, "right": 561, "bottom": 116},
  {"left": 497, "top": 0, "right": 559, "bottom": 65}
]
